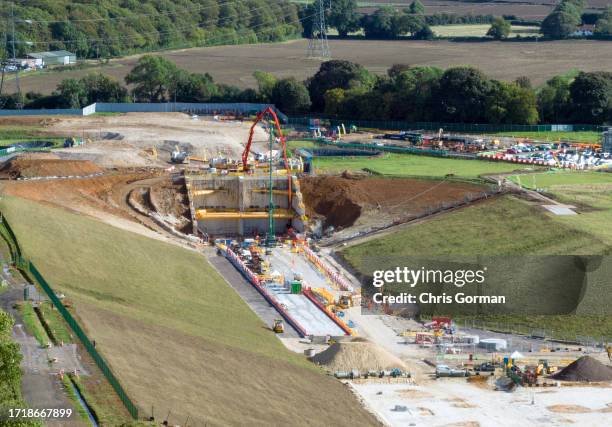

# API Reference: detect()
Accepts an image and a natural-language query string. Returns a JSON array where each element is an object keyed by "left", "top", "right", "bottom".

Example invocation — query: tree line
[
  {"left": 3, "top": 56, "right": 611, "bottom": 125},
  {"left": 541, "top": 0, "right": 612, "bottom": 38},
  {"left": 0, "top": 0, "right": 301, "bottom": 60}
]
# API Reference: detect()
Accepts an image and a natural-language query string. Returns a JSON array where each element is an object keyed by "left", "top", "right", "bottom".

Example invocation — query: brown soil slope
[
  {"left": 300, "top": 175, "right": 486, "bottom": 228},
  {"left": 0, "top": 158, "right": 103, "bottom": 178}
]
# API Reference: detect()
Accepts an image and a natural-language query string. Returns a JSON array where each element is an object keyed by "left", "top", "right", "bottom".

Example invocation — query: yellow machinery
[
  {"left": 337, "top": 293, "right": 353, "bottom": 309},
  {"left": 312, "top": 288, "right": 335, "bottom": 306},
  {"left": 273, "top": 319, "right": 284, "bottom": 333}
]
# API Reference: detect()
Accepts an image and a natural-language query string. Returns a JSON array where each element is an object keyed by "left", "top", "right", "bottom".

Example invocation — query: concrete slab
[
  {"left": 268, "top": 247, "right": 331, "bottom": 291},
  {"left": 274, "top": 293, "right": 345, "bottom": 337},
  {"left": 543, "top": 204, "right": 577, "bottom": 215}
]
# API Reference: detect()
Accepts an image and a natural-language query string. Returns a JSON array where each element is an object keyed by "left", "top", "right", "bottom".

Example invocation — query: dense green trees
[
  {"left": 541, "top": 0, "right": 584, "bottom": 38},
  {"left": 270, "top": 78, "right": 310, "bottom": 115},
  {"left": 1, "top": 310, "right": 40, "bottom": 426},
  {"left": 360, "top": 6, "right": 428, "bottom": 39},
  {"left": 307, "top": 60, "right": 375, "bottom": 111},
  {"left": 12, "top": 57, "right": 612, "bottom": 125},
  {"left": 0, "top": 0, "right": 302, "bottom": 59},
  {"left": 568, "top": 72, "right": 612, "bottom": 124},
  {"left": 595, "top": 7, "right": 612, "bottom": 36},
  {"left": 56, "top": 74, "right": 127, "bottom": 107},
  {"left": 487, "top": 17, "right": 511, "bottom": 40},
  {"left": 328, "top": 0, "right": 361, "bottom": 37}
]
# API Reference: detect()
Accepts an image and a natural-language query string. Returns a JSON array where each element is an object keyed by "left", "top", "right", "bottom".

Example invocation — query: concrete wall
[{"left": 188, "top": 174, "right": 300, "bottom": 236}]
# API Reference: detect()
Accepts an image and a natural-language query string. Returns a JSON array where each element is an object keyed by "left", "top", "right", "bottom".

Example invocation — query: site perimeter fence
[
  {"left": 288, "top": 117, "right": 607, "bottom": 134},
  {"left": 0, "top": 213, "right": 139, "bottom": 420},
  {"left": 0, "top": 102, "right": 288, "bottom": 122},
  {"left": 460, "top": 319, "right": 611, "bottom": 348}
]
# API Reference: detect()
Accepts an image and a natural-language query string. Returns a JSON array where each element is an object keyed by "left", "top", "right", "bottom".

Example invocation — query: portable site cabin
[{"left": 27, "top": 50, "right": 76, "bottom": 66}]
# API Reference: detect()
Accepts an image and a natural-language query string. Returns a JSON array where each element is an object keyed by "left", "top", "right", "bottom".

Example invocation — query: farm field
[
  {"left": 313, "top": 152, "right": 538, "bottom": 177},
  {"left": 0, "top": 196, "right": 377, "bottom": 427},
  {"left": 11, "top": 39, "right": 612, "bottom": 95},
  {"left": 431, "top": 24, "right": 539, "bottom": 38}
]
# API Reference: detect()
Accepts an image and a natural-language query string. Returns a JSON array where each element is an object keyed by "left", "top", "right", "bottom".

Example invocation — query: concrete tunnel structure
[{"left": 186, "top": 173, "right": 307, "bottom": 237}]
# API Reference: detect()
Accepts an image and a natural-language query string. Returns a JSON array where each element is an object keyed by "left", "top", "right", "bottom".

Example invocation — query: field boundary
[
  {"left": 0, "top": 102, "right": 288, "bottom": 122},
  {"left": 0, "top": 212, "right": 139, "bottom": 420},
  {"left": 289, "top": 117, "right": 605, "bottom": 133}
]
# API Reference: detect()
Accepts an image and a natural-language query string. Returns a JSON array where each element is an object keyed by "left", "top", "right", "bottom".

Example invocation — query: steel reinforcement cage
[{"left": 0, "top": 214, "right": 139, "bottom": 420}]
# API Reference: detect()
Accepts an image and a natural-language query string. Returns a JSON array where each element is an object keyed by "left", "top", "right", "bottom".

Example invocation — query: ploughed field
[{"left": 13, "top": 39, "right": 612, "bottom": 95}]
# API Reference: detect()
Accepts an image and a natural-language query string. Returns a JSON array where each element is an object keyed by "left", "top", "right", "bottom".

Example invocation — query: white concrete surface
[
  {"left": 274, "top": 293, "right": 345, "bottom": 337},
  {"left": 268, "top": 247, "right": 331, "bottom": 291},
  {"left": 351, "top": 381, "right": 612, "bottom": 427}
]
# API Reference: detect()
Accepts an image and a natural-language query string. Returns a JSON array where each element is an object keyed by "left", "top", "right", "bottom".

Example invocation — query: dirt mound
[
  {"left": 551, "top": 356, "right": 612, "bottom": 382},
  {"left": 1, "top": 157, "right": 104, "bottom": 179},
  {"left": 310, "top": 340, "right": 408, "bottom": 372},
  {"left": 299, "top": 175, "right": 485, "bottom": 229}
]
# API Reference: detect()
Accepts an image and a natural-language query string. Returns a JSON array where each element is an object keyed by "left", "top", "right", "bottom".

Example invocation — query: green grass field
[
  {"left": 431, "top": 24, "right": 539, "bottom": 38},
  {"left": 491, "top": 131, "right": 601, "bottom": 143},
  {"left": 0, "top": 196, "right": 376, "bottom": 427},
  {"left": 510, "top": 171, "right": 612, "bottom": 248},
  {"left": 313, "top": 153, "right": 538, "bottom": 178},
  {"left": 342, "top": 195, "right": 609, "bottom": 261},
  {"left": 509, "top": 170, "right": 612, "bottom": 189}
]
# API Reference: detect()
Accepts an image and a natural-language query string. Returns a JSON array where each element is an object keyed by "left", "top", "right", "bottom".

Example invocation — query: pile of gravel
[{"left": 551, "top": 356, "right": 612, "bottom": 382}]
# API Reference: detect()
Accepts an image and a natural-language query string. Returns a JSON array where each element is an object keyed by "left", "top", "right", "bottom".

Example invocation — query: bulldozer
[{"left": 272, "top": 319, "right": 284, "bottom": 334}]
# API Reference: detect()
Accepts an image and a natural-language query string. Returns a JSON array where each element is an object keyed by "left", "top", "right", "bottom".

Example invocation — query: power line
[{"left": 307, "top": 0, "right": 330, "bottom": 59}]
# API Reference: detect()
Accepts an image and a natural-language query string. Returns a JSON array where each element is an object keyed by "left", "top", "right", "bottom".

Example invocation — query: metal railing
[{"left": 0, "top": 214, "right": 139, "bottom": 420}]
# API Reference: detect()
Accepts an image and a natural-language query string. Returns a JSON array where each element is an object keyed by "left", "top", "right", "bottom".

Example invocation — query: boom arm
[{"left": 241, "top": 107, "right": 292, "bottom": 204}]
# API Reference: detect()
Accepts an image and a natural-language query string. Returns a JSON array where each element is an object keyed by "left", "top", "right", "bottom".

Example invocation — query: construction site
[{"left": 0, "top": 107, "right": 611, "bottom": 427}]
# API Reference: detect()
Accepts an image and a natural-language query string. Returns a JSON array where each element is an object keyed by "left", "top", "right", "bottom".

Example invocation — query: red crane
[{"left": 241, "top": 107, "right": 292, "bottom": 204}]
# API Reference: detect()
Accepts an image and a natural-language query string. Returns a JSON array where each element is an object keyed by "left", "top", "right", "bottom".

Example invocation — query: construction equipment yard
[{"left": 0, "top": 110, "right": 611, "bottom": 426}]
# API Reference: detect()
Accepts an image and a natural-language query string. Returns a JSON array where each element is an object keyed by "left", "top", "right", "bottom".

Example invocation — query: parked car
[{"left": 474, "top": 362, "right": 496, "bottom": 372}]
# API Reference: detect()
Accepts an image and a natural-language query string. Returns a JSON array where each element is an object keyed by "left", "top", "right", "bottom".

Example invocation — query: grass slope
[
  {"left": 341, "top": 195, "right": 612, "bottom": 338},
  {"left": 0, "top": 196, "right": 378, "bottom": 427},
  {"left": 492, "top": 131, "right": 600, "bottom": 144},
  {"left": 314, "top": 153, "right": 536, "bottom": 178},
  {"left": 342, "top": 195, "right": 610, "bottom": 261}
]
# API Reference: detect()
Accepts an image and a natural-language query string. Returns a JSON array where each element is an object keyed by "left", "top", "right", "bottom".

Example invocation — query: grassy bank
[
  {"left": 17, "top": 302, "right": 49, "bottom": 347},
  {"left": 492, "top": 131, "right": 601, "bottom": 144},
  {"left": 313, "top": 153, "right": 537, "bottom": 178},
  {"left": 341, "top": 195, "right": 612, "bottom": 338},
  {"left": 0, "top": 196, "right": 377, "bottom": 427}
]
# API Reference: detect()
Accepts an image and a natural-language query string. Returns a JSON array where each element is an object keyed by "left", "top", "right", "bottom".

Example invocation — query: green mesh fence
[{"left": 0, "top": 214, "right": 139, "bottom": 420}]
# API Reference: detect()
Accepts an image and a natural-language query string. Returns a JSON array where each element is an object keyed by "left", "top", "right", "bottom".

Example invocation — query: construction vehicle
[
  {"left": 337, "top": 293, "right": 353, "bottom": 309},
  {"left": 170, "top": 145, "right": 189, "bottom": 163},
  {"left": 272, "top": 319, "right": 284, "bottom": 333}
]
